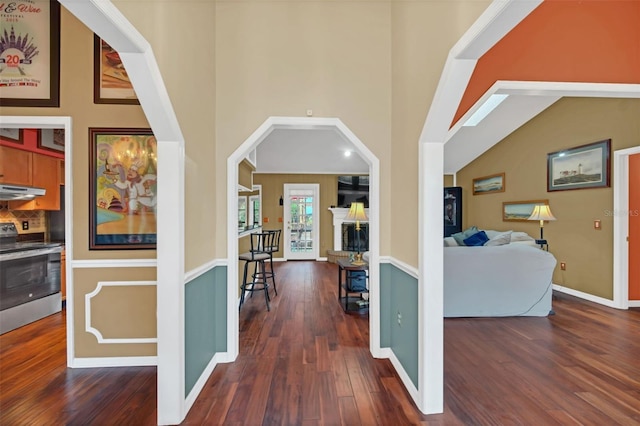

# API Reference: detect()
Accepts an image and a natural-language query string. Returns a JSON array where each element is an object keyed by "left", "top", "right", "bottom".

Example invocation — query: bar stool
[
  {"left": 264, "top": 229, "right": 281, "bottom": 295},
  {"left": 239, "top": 232, "right": 275, "bottom": 311}
]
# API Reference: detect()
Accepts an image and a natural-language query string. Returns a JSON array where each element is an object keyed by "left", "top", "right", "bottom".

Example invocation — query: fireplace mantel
[{"left": 328, "top": 207, "right": 369, "bottom": 251}]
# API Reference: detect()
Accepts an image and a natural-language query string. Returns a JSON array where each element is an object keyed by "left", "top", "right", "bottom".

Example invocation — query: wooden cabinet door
[
  {"left": 0, "top": 146, "right": 33, "bottom": 185},
  {"left": 9, "top": 153, "right": 60, "bottom": 210}
]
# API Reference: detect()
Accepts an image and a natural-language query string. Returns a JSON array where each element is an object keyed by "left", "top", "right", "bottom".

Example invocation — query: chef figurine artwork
[{"left": 114, "top": 160, "right": 157, "bottom": 214}]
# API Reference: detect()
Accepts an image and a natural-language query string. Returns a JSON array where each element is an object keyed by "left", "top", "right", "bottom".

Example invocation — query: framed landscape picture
[
  {"left": 472, "top": 172, "right": 505, "bottom": 195},
  {"left": 547, "top": 139, "right": 611, "bottom": 192},
  {"left": 0, "top": 128, "right": 24, "bottom": 144},
  {"left": 0, "top": 0, "right": 60, "bottom": 107},
  {"left": 93, "top": 35, "right": 139, "bottom": 104},
  {"left": 503, "top": 200, "right": 548, "bottom": 222},
  {"left": 89, "top": 128, "right": 157, "bottom": 249},
  {"left": 37, "top": 129, "right": 65, "bottom": 153}
]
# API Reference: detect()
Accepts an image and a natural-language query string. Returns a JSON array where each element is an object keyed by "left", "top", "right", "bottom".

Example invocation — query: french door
[{"left": 283, "top": 184, "right": 319, "bottom": 260}]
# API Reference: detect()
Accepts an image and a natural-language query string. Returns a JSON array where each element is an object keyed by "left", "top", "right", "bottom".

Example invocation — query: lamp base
[{"left": 350, "top": 253, "right": 367, "bottom": 265}]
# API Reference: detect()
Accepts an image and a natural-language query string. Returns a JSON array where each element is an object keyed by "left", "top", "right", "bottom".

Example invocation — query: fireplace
[
  {"left": 328, "top": 207, "right": 370, "bottom": 251},
  {"left": 342, "top": 223, "right": 369, "bottom": 252}
]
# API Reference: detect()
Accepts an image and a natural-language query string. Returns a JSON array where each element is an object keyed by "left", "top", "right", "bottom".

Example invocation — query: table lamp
[
  {"left": 345, "top": 202, "right": 368, "bottom": 265},
  {"left": 527, "top": 204, "right": 556, "bottom": 248}
]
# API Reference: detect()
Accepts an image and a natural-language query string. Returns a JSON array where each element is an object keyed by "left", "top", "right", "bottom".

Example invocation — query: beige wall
[
  {"left": 390, "top": 1, "right": 491, "bottom": 265},
  {"left": 113, "top": 0, "right": 217, "bottom": 270},
  {"left": 457, "top": 97, "right": 640, "bottom": 299},
  {"left": 215, "top": 1, "right": 393, "bottom": 256}
]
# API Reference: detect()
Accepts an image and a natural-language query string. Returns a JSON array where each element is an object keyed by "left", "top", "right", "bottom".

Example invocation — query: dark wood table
[{"left": 337, "top": 257, "right": 369, "bottom": 312}]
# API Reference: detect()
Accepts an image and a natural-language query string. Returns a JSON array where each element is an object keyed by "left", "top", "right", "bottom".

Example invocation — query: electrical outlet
[
  {"left": 560, "top": 262, "right": 566, "bottom": 271},
  {"left": 397, "top": 311, "right": 402, "bottom": 326},
  {"left": 22, "top": 221, "right": 29, "bottom": 230}
]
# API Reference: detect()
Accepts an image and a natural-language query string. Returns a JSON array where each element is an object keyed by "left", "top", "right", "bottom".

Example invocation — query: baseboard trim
[
  {"left": 185, "top": 352, "right": 223, "bottom": 412},
  {"left": 552, "top": 284, "right": 618, "bottom": 308},
  {"left": 386, "top": 348, "right": 420, "bottom": 408},
  {"left": 70, "top": 356, "right": 157, "bottom": 368}
]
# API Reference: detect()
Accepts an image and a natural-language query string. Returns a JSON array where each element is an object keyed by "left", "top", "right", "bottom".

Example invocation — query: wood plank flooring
[{"left": 1, "top": 260, "right": 639, "bottom": 425}]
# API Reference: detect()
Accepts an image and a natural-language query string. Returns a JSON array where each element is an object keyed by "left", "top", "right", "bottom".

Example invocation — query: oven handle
[{"left": 0, "top": 246, "right": 63, "bottom": 261}]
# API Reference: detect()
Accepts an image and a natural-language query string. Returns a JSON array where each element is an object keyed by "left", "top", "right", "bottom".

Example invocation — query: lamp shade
[
  {"left": 527, "top": 205, "right": 556, "bottom": 222},
  {"left": 345, "top": 202, "right": 368, "bottom": 222}
]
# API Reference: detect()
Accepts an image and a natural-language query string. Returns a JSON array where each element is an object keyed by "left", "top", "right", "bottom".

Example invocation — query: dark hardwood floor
[{"left": 1, "top": 260, "right": 639, "bottom": 425}]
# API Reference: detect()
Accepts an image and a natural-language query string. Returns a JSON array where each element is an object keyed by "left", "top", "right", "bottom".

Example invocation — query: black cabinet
[{"left": 444, "top": 187, "right": 462, "bottom": 237}]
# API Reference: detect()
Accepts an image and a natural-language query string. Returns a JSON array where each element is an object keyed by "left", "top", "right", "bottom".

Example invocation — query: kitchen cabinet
[
  {"left": 9, "top": 153, "right": 61, "bottom": 210},
  {"left": 0, "top": 145, "right": 33, "bottom": 186}
]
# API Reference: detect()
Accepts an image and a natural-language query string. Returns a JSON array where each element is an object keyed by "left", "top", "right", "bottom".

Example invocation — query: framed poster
[
  {"left": 444, "top": 186, "right": 462, "bottom": 237},
  {"left": 89, "top": 128, "right": 157, "bottom": 250},
  {"left": 472, "top": 172, "right": 505, "bottom": 195},
  {"left": 0, "top": 128, "right": 24, "bottom": 144},
  {"left": 547, "top": 139, "right": 611, "bottom": 192},
  {"left": 93, "top": 35, "right": 139, "bottom": 104},
  {"left": 37, "top": 128, "right": 64, "bottom": 153},
  {"left": 0, "top": 0, "right": 61, "bottom": 107},
  {"left": 503, "top": 199, "right": 548, "bottom": 222}
]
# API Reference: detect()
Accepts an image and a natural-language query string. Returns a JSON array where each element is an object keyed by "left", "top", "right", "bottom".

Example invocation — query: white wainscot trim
[
  {"left": 85, "top": 281, "right": 158, "bottom": 344},
  {"left": 552, "top": 284, "right": 619, "bottom": 309},
  {"left": 71, "top": 356, "right": 157, "bottom": 368},
  {"left": 72, "top": 259, "right": 158, "bottom": 268},
  {"left": 379, "top": 256, "right": 419, "bottom": 279},
  {"left": 184, "top": 258, "right": 228, "bottom": 283}
]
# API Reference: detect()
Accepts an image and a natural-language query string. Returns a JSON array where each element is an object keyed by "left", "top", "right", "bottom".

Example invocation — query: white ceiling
[{"left": 255, "top": 128, "right": 368, "bottom": 174}]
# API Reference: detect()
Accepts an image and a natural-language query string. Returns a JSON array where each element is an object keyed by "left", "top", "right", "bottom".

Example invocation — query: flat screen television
[{"left": 337, "top": 175, "right": 369, "bottom": 208}]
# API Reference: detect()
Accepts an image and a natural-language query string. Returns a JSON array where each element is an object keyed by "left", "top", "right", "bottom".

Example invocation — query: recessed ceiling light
[
  {"left": 344, "top": 150, "right": 352, "bottom": 157},
  {"left": 462, "top": 94, "right": 508, "bottom": 127}
]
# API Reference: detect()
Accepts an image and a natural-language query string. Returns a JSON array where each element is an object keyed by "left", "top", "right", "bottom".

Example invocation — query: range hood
[{"left": 0, "top": 184, "right": 46, "bottom": 201}]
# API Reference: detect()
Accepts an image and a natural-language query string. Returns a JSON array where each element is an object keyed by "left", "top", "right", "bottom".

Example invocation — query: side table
[{"left": 337, "top": 257, "right": 369, "bottom": 312}]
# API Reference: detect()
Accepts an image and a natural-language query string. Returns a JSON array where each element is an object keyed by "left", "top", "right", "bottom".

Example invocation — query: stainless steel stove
[{"left": 0, "top": 222, "right": 63, "bottom": 334}]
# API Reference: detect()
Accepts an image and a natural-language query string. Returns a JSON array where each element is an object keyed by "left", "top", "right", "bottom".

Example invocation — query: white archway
[{"left": 225, "top": 117, "right": 382, "bottom": 359}]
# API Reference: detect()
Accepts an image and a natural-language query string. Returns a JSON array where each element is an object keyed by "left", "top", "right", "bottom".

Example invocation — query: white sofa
[{"left": 443, "top": 230, "right": 557, "bottom": 317}]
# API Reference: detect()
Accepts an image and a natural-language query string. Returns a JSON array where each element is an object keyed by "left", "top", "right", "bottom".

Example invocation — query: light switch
[{"left": 594, "top": 220, "right": 601, "bottom": 230}]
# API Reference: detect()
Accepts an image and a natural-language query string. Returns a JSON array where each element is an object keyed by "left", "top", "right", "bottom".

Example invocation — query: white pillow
[
  {"left": 485, "top": 231, "right": 512, "bottom": 246},
  {"left": 511, "top": 231, "right": 535, "bottom": 242},
  {"left": 444, "top": 237, "right": 459, "bottom": 247}
]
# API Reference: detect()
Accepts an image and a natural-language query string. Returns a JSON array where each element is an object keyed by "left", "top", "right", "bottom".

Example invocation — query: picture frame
[
  {"left": 0, "top": 0, "right": 60, "bottom": 107},
  {"left": 0, "top": 128, "right": 24, "bottom": 144},
  {"left": 547, "top": 139, "right": 611, "bottom": 192},
  {"left": 503, "top": 199, "right": 549, "bottom": 222},
  {"left": 93, "top": 35, "right": 139, "bottom": 104},
  {"left": 444, "top": 186, "right": 462, "bottom": 237},
  {"left": 472, "top": 172, "right": 505, "bottom": 195},
  {"left": 89, "top": 128, "right": 157, "bottom": 250},
  {"left": 37, "top": 129, "right": 65, "bottom": 153}
]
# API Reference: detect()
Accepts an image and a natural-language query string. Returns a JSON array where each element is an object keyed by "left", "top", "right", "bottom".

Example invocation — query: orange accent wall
[
  {"left": 0, "top": 129, "right": 64, "bottom": 159},
  {"left": 630, "top": 153, "right": 640, "bottom": 300},
  {"left": 453, "top": 0, "right": 640, "bottom": 126}
]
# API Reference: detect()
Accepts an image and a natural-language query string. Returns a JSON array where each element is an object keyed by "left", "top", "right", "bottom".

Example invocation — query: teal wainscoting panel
[
  {"left": 185, "top": 265, "right": 227, "bottom": 395},
  {"left": 389, "top": 264, "right": 419, "bottom": 389},
  {"left": 379, "top": 263, "right": 392, "bottom": 348}
]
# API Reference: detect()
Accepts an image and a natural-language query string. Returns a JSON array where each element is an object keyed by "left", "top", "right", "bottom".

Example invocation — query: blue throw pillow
[
  {"left": 463, "top": 230, "right": 489, "bottom": 246},
  {"left": 451, "top": 226, "right": 478, "bottom": 246}
]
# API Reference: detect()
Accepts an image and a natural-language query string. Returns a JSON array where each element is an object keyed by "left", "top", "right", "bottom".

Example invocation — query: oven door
[{"left": 0, "top": 250, "right": 61, "bottom": 311}]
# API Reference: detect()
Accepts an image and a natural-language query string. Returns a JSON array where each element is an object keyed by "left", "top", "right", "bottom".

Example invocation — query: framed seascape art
[
  {"left": 37, "top": 129, "right": 64, "bottom": 153},
  {"left": 0, "top": 0, "right": 61, "bottom": 107},
  {"left": 547, "top": 139, "right": 611, "bottom": 192},
  {"left": 0, "top": 128, "right": 24, "bottom": 144},
  {"left": 503, "top": 200, "right": 548, "bottom": 222},
  {"left": 93, "top": 35, "right": 139, "bottom": 104},
  {"left": 89, "top": 128, "right": 157, "bottom": 250},
  {"left": 472, "top": 172, "right": 505, "bottom": 195}
]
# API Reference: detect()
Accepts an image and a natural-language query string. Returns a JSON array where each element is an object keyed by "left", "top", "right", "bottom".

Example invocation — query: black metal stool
[
  {"left": 239, "top": 232, "right": 275, "bottom": 311},
  {"left": 263, "top": 229, "right": 281, "bottom": 295}
]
